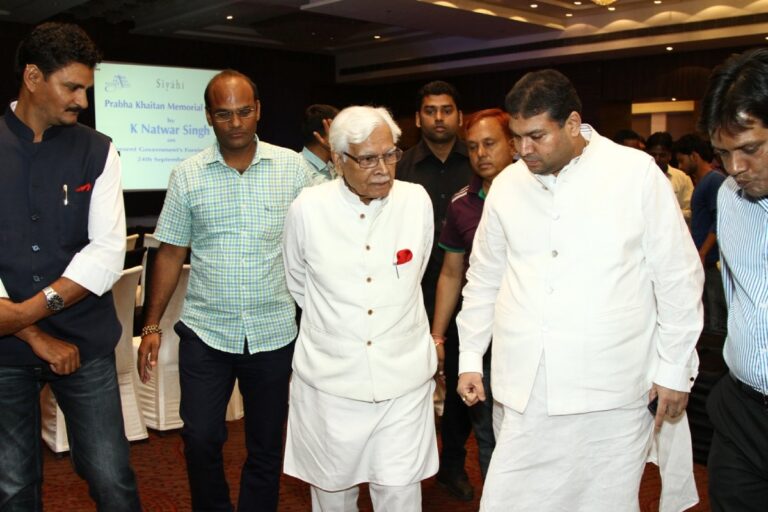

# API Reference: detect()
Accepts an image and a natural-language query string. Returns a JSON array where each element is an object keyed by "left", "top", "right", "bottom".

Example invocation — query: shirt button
[
  {"left": 551, "top": 250, "right": 558, "bottom": 257},
  {"left": 360, "top": 213, "right": 365, "bottom": 219},
  {"left": 440, "top": 193, "right": 446, "bottom": 199},
  {"left": 31, "top": 214, "right": 40, "bottom": 221},
  {"left": 367, "top": 340, "right": 372, "bottom": 346},
  {"left": 553, "top": 213, "right": 560, "bottom": 220},
  {"left": 31, "top": 245, "right": 40, "bottom": 252},
  {"left": 366, "top": 277, "right": 372, "bottom": 283},
  {"left": 368, "top": 309, "right": 373, "bottom": 315},
  {"left": 365, "top": 245, "right": 371, "bottom": 251},
  {"left": 33, "top": 275, "right": 41, "bottom": 282}
]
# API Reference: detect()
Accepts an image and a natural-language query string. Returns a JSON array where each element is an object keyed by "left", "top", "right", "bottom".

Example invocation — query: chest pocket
[{"left": 57, "top": 184, "right": 91, "bottom": 251}]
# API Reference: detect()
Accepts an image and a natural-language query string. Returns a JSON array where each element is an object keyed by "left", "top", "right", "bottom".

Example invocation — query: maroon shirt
[{"left": 438, "top": 173, "right": 486, "bottom": 269}]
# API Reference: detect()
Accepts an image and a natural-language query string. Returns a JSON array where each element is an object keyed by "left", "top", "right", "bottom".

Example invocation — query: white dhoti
[
  {"left": 482, "top": 359, "right": 654, "bottom": 512},
  {"left": 284, "top": 374, "right": 439, "bottom": 492}
]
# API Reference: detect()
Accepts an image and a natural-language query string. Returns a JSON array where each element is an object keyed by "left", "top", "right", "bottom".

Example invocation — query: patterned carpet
[{"left": 41, "top": 419, "right": 710, "bottom": 511}]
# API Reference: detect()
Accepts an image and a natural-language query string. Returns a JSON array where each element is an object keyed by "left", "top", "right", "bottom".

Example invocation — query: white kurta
[
  {"left": 458, "top": 125, "right": 703, "bottom": 510},
  {"left": 282, "top": 178, "right": 439, "bottom": 488}
]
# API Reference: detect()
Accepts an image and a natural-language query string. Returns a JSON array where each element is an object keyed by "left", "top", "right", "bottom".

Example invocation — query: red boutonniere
[{"left": 394, "top": 249, "right": 413, "bottom": 278}]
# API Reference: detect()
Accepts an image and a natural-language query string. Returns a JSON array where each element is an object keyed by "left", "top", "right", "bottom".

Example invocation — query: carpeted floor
[{"left": 41, "top": 418, "right": 710, "bottom": 511}]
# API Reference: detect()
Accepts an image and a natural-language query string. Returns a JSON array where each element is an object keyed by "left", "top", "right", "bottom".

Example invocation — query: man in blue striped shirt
[{"left": 700, "top": 47, "right": 768, "bottom": 512}]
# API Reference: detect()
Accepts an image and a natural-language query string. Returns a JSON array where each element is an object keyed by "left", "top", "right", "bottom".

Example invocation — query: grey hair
[{"left": 328, "top": 106, "right": 401, "bottom": 155}]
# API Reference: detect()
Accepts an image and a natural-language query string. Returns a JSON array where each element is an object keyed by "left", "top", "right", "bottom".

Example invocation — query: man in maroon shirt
[{"left": 431, "top": 108, "right": 516, "bottom": 487}]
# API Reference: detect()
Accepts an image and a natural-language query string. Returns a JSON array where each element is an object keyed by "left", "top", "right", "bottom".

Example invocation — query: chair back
[
  {"left": 126, "top": 233, "right": 139, "bottom": 251},
  {"left": 157, "top": 264, "right": 191, "bottom": 365},
  {"left": 112, "top": 266, "right": 142, "bottom": 373},
  {"left": 143, "top": 232, "right": 161, "bottom": 248}
]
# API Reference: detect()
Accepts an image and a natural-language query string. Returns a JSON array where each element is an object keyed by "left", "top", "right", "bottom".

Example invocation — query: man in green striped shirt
[{"left": 137, "top": 69, "right": 313, "bottom": 512}]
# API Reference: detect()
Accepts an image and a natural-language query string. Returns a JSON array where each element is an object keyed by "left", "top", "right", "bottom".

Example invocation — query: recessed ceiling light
[
  {"left": 666, "top": 46, "right": 674, "bottom": 51},
  {"left": 607, "top": 6, "right": 615, "bottom": 10},
  {"left": 374, "top": 35, "right": 381, "bottom": 39},
  {"left": 574, "top": 1, "right": 582, "bottom": 4},
  {"left": 226, "top": 15, "right": 233, "bottom": 20},
  {"left": 654, "top": 0, "right": 662, "bottom": 4},
  {"left": 671, "top": 97, "right": 677, "bottom": 101},
  {"left": 530, "top": 3, "right": 538, "bottom": 7},
  {"left": 566, "top": 13, "right": 573, "bottom": 17}
]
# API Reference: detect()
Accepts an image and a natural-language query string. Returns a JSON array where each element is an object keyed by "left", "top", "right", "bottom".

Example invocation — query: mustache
[{"left": 65, "top": 106, "right": 83, "bottom": 113}]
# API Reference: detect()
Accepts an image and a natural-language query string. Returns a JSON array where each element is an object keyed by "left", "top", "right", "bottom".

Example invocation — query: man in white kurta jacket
[
  {"left": 282, "top": 106, "right": 439, "bottom": 511},
  {"left": 457, "top": 69, "right": 704, "bottom": 511}
]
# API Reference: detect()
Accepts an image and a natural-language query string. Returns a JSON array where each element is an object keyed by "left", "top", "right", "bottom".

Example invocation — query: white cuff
[
  {"left": 64, "top": 252, "right": 123, "bottom": 296},
  {"left": 458, "top": 351, "right": 484, "bottom": 376},
  {"left": 654, "top": 357, "right": 699, "bottom": 392}
]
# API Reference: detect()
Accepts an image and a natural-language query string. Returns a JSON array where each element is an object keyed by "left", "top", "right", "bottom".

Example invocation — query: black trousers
[
  {"left": 440, "top": 319, "right": 474, "bottom": 476},
  {"left": 176, "top": 321, "right": 294, "bottom": 512},
  {"left": 707, "top": 372, "right": 768, "bottom": 512}
]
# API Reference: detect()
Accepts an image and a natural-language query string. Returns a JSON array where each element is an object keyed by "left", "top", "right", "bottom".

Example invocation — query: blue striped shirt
[
  {"left": 717, "top": 176, "right": 768, "bottom": 393},
  {"left": 155, "top": 137, "right": 313, "bottom": 354}
]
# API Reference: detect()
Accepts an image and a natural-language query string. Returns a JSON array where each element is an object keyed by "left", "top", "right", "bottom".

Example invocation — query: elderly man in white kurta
[
  {"left": 282, "top": 106, "right": 439, "bottom": 511},
  {"left": 457, "top": 70, "right": 704, "bottom": 511}
]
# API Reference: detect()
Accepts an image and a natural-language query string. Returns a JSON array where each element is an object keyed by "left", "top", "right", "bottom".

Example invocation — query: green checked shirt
[{"left": 155, "top": 137, "right": 313, "bottom": 354}]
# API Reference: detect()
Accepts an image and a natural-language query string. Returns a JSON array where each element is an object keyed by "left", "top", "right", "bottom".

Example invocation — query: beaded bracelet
[
  {"left": 140, "top": 324, "right": 163, "bottom": 338},
  {"left": 431, "top": 333, "right": 446, "bottom": 346}
]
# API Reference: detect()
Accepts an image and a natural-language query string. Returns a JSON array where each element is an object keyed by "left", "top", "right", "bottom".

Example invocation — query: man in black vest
[{"left": 0, "top": 23, "right": 141, "bottom": 511}]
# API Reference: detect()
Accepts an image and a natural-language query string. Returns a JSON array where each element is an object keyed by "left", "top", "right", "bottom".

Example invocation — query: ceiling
[{"left": 1, "top": 0, "right": 766, "bottom": 83}]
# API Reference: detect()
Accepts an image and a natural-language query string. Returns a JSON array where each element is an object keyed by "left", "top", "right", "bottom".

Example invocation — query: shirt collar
[
  {"left": 337, "top": 174, "right": 391, "bottom": 212},
  {"left": 205, "top": 134, "right": 266, "bottom": 170},
  {"left": 6, "top": 101, "right": 66, "bottom": 142},
  {"left": 411, "top": 137, "right": 468, "bottom": 163},
  {"left": 301, "top": 146, "right": 326, "bottom": 171},
  {"left": 533, "top": 123, "right": 594, "bottom": 188}
]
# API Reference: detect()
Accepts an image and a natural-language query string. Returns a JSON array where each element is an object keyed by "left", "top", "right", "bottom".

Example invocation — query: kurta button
[
  {"left": 368, "top": 309, "right": 373, "bottom": 315},
  {"left": 360, "top": 213, "right": 365, "bottom": 219},
  {"left": 365, "top": 244, "right": 370, "bottom": 250},
  {"left": 32, "top": 275, "right": 41, "bottom": 282},
  {"left": 31, "top": 214, "right": 40, "bottom": 221},
  {"left": 551, "top": 250, "right": 558, "bottom": 257},
  {"left": 31, "top": 245, "right": 40, "bottom": 252},
  {"left": 366, "top": 277, "right": 372, "bottom": 283},
  {"left": 367, "top": 340, "right": 372, "bottom": 346}
]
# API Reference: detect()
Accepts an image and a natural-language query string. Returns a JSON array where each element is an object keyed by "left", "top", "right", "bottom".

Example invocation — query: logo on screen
[{"left": 105, "top": 75, "right": 130, "bottom": 92}]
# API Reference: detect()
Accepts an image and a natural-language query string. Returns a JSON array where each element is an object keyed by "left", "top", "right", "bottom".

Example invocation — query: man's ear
[
  {"left": 331, "top": 152, "right": 343, "bottom": 176},
  {"left": 414, "top": 111, "right": 421, "bottom": 129},
  {"left": 565, "top": 111, "right": 582, "bottom": 136},
  {"left": 23, "top": 64, "right": 43, "bottom": 93}
]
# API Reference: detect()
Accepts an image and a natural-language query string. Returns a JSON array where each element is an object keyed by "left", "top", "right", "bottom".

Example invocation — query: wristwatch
[{"left": 42, "top": 286, "right": 65, "bottom": 312}]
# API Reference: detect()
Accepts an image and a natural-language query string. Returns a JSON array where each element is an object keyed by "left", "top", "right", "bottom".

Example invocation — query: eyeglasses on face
[
  {"left": 343, "top": 148, "right": 403, "bottom": 169},
  {"left": 210, "top": 106, "right": 257, "bottom": 123}
]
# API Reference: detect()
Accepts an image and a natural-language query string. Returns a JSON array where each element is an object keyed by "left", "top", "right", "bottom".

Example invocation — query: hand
[
  {"left": 26, "top": 331, "right": 80, "bottom": 375},
  {"left": 137, "top": 333, "right": 161, "bottom": 384},
  {"left": 434, "top": 343, "right": 446, "bottom": 384},
  {"left": 457, "top": 372, "right": 485, "bottom": 406},
  {"left": 649, "top": 383, "right": 689, "bottom": 429}
]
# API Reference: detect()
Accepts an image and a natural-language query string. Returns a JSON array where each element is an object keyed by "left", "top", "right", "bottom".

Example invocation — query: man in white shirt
[
  {"left": 647, "top": 131, "right": 694, "bottom": 222},
  {"left": 282, "top": 106, "right": 438, "bottom": 511},
  {"left": 457, "top": 69, "right": 703, "bottom": 511}
]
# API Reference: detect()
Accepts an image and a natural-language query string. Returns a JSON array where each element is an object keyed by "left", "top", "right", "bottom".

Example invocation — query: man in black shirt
[{"left": 397, "top": 80, "right": 474, "bottom": 500}]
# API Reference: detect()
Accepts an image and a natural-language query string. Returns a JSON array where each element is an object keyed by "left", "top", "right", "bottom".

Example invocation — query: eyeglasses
[
  {"left": 343, "top": 148, "right": 403, "bottom": 169},
  {"left": 210, "top": 106, "right": 257, "bottom": 123}
]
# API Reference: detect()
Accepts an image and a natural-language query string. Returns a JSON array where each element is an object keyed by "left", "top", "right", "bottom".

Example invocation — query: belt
[{"left": 730, "top": 372, "right": 768, "bottom": 408}]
